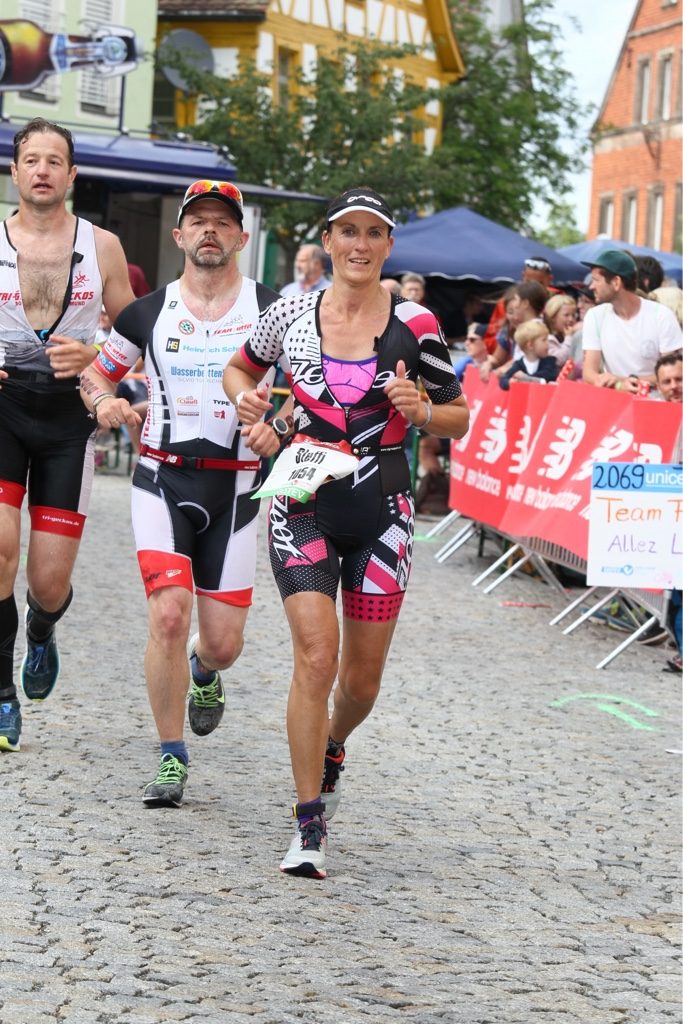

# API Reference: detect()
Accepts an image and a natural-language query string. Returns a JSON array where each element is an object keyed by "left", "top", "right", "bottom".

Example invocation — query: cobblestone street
[{"left": 2, "top": 471, "right": 681, "bottom": 1024}]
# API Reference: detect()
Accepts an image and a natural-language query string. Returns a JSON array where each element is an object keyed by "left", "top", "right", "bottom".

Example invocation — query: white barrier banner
[{"left": 587, "top": 462, "right": 683, "bottom": 589}]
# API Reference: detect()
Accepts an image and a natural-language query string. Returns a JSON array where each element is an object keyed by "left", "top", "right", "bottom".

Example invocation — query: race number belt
[{"left": 139, "top": 444, "right": 259, "bottom": 472}]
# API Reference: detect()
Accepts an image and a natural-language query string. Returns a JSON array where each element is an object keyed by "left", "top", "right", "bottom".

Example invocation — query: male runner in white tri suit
[
  {"left": 0, "top": 118, "right": 134, "bottom": 754},
  {"left": 80, "top": 180, "right": 288, "bottom": 806}
]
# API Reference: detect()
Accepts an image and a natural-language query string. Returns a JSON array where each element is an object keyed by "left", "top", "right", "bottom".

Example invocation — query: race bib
[{"left": 252, "top": 434, "right": 360, "bottom": 503}]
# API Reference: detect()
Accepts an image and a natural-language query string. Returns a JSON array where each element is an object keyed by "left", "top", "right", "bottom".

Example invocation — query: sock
[
  {"left": 0, "top": 594, "right": 19, "bottom": 700},
  {"left": 190, "top": 651, "right": 216, "bottom": 684},
  {"left": 295, "top": 798, "right": 325, "bottom": 824},
  {"left": 326, "top": 737, "right": 345, "bottom": 757},
  {"left": 160, "top": 740, "right": 189, "bottom": 766},
  {"left": 26, "top": 587, "right": 73, "bottom": 642}
]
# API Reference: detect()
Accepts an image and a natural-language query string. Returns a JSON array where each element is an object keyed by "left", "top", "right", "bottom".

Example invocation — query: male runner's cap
[
  {"left": 177, "top": 180, "right": 244, "bottom": 227},
  {"left": 326, "top": 188, "right": 395, "bottom": 229}
]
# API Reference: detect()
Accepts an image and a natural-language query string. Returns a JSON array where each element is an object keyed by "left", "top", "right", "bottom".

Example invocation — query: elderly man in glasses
[{"left": 80, "top": 180, "right": 286, "bottom": 807}]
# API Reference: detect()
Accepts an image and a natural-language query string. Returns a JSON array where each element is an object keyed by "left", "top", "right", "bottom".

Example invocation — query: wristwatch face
[{"left": 271, "top": 417, "right": 289, "bottom": 439}]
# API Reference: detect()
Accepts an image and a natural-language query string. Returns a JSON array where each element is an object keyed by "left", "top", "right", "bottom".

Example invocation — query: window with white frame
[
  {"left": 19, "top": 0, "right": 61, "bottom": 101},
  {"left": 598, "top": 196, "right": 614, "bottom": 237},
  {"left": 656, "top": 54, "right": 673, "bottom": 120},
  {"left": 635, "top": 59, "right": 651, "bottom": 124},
  {"left": 647, "top": 187, "right": 664, "bottom": 249},
  {"left": 673, "top": 182, "right": 682, "bottom": 254},
  {"left": 79, "top": 0, "right": 121, "bottom": 117},
  {"left": 621, "top": 192, "right": 638, "bottom": 244}
]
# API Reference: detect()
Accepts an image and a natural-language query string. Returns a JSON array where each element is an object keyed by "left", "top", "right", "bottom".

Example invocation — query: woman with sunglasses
[{"left": 224, "top": 187, "right": 469, "bottom": 878}]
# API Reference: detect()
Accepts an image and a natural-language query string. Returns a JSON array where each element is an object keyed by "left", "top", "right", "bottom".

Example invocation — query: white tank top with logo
[{"left": 0, "top": 217, "right": 103, "bottom": 374}]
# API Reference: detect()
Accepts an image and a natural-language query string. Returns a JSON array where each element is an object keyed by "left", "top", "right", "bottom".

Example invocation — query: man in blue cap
[{"left": 581, "top": 248, "right": 682, "bottom": 393}]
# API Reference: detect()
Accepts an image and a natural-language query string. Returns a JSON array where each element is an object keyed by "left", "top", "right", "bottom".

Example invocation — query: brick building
[{"left": 589, "top": 0, "right": 682, "bottom": 253}]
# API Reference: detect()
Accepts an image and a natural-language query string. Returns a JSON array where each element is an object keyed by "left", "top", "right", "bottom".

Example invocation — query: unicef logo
[{"left": 178, "top": 320, "right": 195, "bottom": 335}]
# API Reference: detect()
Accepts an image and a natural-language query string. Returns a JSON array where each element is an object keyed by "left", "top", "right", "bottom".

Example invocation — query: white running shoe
[{"left": 279, "top": 816, "right": 328, "bottom": 879}]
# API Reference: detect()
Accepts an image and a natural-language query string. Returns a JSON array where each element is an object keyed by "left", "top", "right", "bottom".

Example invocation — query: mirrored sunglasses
[{"left": 183, "top": 180, "right": 243, "bottom": 206}]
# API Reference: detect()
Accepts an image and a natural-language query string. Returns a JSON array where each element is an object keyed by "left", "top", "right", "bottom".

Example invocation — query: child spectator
[
  {"left": 499, "top": 320, "right": 558, "bottom": 390},
  {"left": 543, "top": 293, "right": 577, "bottom": 367}
]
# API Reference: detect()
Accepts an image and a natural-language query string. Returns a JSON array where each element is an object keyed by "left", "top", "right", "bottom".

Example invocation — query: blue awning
[{"left": 0, "top": 122, "right": 323, "bottom": 203}]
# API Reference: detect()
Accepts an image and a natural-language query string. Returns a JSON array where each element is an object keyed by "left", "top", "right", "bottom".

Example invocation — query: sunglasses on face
[{"left": 183, "top": 180, "right": 243, "bottom": 206}]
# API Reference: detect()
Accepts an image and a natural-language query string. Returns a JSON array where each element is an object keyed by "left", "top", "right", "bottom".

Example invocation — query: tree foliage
[
  {"left": 158, "top": 0, "right": 588, "bottom": 247},
  {"left": 432, "top": 0, "right": 588, "bottom": 231},
  {"left": 172, "top": 41, "right": 437, "bottom": 257},
  {"left": 534, "top": 200, "right": 585, "bottom": 249}
]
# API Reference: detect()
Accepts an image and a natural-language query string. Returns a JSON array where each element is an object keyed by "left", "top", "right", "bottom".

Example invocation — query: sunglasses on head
[
  {"left": 183, "top": 180, "right": 243, "bottom": 205},
  {"left": 524, "top": 258, "right": 550, "bottom": 271}
]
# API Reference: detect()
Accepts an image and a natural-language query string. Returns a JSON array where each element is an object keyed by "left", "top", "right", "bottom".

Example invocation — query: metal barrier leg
[
  {"left": 562, "top": 588, "right": 619, "bottom": 636},
  {"left": 471, "top": 544, "right": 521, "bottom": 587},
  {"left": 424, "top": 509, "right": 460, "bottom": 539},
  {"left": 549, "top": 586, "right": 601, "bottom": 626},
  {"left": 482, "top": 553, "right": 531, "bottom": 594},
  {"left": 595, "top": 614, "right": 657, "bottom": 669},
  {"left": 528, "top": 552, "right": 568, "bottom": 599},
  {"left": 434, "top": 524, "right": 477, "bottom": 564}
]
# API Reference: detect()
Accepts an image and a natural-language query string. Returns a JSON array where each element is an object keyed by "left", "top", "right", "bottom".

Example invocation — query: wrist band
[
  {"left": 93, "top": 343, "right": 102, "bottom": 354},
  {"left": 615, "top": 381, "right": 622, "bottom": 391},
  {"left": 92, "top": 393, "right": 115, "bottom": 409},
  {"left": 416, "top": 401, "right": 433, "bottom": 429}
]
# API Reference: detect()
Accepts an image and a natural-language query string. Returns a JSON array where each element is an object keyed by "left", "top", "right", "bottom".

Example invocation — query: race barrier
[{"left": 441, "top": 367, "right": 682, "bottom": 668}]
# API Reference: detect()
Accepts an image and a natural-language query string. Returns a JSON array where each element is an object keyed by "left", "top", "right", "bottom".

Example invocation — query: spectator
[
  {"left": 400, "top": 272, "right": 428, "bottom": 303},
  {"left": 499, "top": 319, "right": 558, "bottom": 390},
  {"left": 654, "top": 351, "right": 682, "bottom": 672},
  {"left": 453, "top": 323, "right": 489, "bottom": 380},
  {"left": 380, "top": 278, "right": 402, "bottom": 294},
  {"left": 650, "top": 285, "right": 683, "bottom": 328},
  {"left": 280, "top": 243, "right": 331, "bottom": 296},
  {"left": 416, "top": 323, "right": 488, "bottom": 515},
  {"left": 582, "top": 249, "right": 683, "bottom": 392},
  {"left": 127, "top": 263, "right": 151, "bottom": 298},
  {"left": 482, "top": 255, "right": 558, "bottom": 353},
  {"left": 543, "top": 293, "right": 577, "bottom": 367},
  {"left": 654, "top": 349, "right": 683, "bottom": 403},
  {"left": 481, "top": 280, "right": 549, "bottom": 380},
  {"left": 634, "top": 254, "right": 665, "bottom": 295},
  {"left": 568, "top": 287, "right": 596, "bottom": 380}
]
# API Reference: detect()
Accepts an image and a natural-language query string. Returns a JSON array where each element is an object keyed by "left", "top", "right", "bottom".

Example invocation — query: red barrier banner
[{"left": 451, "top": 368, "right": 682, "bottom": 560}]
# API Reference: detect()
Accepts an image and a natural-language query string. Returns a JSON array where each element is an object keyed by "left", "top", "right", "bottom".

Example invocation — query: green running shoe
[
  {"left": 142, "top": 753, "right": 188, "bottom": 807},
  {"left": 187, "top": 632, "right": 225, "bottom": 736}
]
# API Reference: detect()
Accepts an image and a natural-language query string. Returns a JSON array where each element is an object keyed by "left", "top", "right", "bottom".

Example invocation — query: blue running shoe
[
  {"left": 21, "top": 609, "right": 60, "bottom": 701},
  {"left": 0, "top": 700, "right": 22, "bottom": 752}
]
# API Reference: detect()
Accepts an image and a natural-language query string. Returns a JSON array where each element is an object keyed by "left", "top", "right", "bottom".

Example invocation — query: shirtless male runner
[{"left": 0, "top": 118, "right": 134, "bottom": 753}]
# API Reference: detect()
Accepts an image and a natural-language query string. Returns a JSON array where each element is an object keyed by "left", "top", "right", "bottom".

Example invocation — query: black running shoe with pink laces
[{"left": 321, "top": 743, "right": 345, "bottom": 819}]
